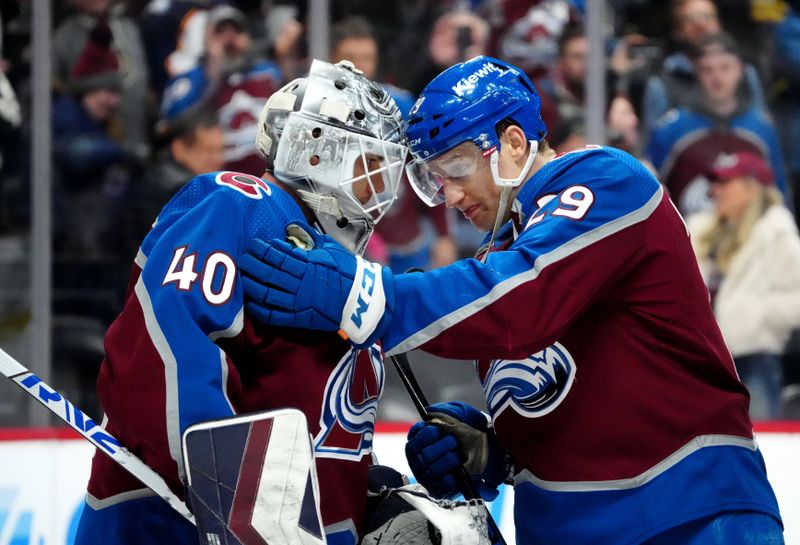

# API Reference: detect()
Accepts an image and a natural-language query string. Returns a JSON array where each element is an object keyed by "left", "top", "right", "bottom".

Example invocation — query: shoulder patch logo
[
  {"left": 216, "top": 171, "right": 272, "bottom": 199},
  {"left": 482, "top": 342, "right": 576, "bottom": 419}
]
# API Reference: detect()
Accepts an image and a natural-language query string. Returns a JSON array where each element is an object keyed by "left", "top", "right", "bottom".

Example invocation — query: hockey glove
[
  {"left": 240, "top": 222, "right": 394, "bottom": 347},
  {"left": 405, "top": 402, "right": 511, "bottom": 502}
]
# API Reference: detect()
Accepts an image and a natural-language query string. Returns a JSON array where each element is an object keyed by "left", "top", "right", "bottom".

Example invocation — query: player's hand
[
  {"left": 405, "top": 401, "right": 510, "bottom": 501},
  {"left": 240, "top": 222, "right": 394, "bottom": 346}
]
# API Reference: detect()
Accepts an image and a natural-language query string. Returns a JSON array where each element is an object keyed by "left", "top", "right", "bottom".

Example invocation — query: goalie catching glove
[
  {"left": 240, "top": 222, "right": 394, "bottom": 346},
  {"left": 405, "top": 402, "right": 512, "bottom": 502}
]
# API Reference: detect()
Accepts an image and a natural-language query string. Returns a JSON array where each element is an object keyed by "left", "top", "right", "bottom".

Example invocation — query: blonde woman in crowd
[{"left": 688, "top": 151, "right": 800, "bottom": 419}]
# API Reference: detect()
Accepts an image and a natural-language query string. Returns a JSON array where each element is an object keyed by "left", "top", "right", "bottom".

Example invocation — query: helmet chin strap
[
  {"left": 297, "top": 189, "right": 344, "bottom": 220},
  {"left": 296, "top": 188, "right": 374, "bottom": 255},
  {"left": 481, "top": 140, "right": 538, "bottom": 263}
]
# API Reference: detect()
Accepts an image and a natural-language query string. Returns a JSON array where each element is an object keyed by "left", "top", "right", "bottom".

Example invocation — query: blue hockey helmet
[{"left": 405, "top": 56, "right": 547, "bottom": 205}]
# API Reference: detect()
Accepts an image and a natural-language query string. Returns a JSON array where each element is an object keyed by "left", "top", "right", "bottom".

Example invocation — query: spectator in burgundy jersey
[
  {"left": 159, "top": 4, "right": 283, "bottom": 176},
  {"left": 645, "top": 32, "right": 789, "bottom": 216},
  {"left": 687, "top": 151, "right": 800, "bottom": 419},
  {"left": 330, "top": 15, "right": 458, "bottom": 273}
]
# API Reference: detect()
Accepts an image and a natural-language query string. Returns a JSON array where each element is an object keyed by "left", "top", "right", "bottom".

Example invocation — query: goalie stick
[
  {"left": 388, "top": 353, "right": 508, "bottom": 545},
  {"left": 0, "top": 346, "right": 196, "bottom": 524},
  {"left": 1, "top": 346, "right": 327, "bottom": 545}
]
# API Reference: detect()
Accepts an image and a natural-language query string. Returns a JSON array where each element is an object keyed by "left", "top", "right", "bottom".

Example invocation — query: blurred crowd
[{"left": 1, "top": 0, "right": 800, "bottom": 421}]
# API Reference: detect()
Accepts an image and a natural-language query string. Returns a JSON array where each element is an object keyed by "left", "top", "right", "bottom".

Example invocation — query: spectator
[
  {"left": 140, "top": 0, "right": 215, "bottom": 97},
  {"left": 52, "top": 20, "right": 135, "bottom": 324},
  {"left": 771, "top": 4, "right": 800, "bottom": 216},
  {"left": 544, "top": 25, "right": 650, "bottom": 163},
  {"left": 606, "top": 94, "right": 650, "bottom": 166},
  {"left": 329, "top": 15, "right": 414, "bottom": 113},
  {"left": 548, "top": 23, "right": 587, "bottom": 152},
  {"left": 687, "top": 151, "right": 800, "bottom": 420},
  {"left": 127, "top": 111, "right": 224, "bottom": 247},
  {"left": 492, "top": 1, "right": 579, "bottom": 135},
  {"left": 52, "top": 20, "right": 131, "bottom": 257},
  {"left": 53, "top": 0, "right": 150, "bottom": 157},
  {"left": 330, "top": 15, "right": 457, "bottom": 272},
  {"left": 494, "top": 0, "right": 580, "bottom": 81},
  {"left": 646, "top": 32, "right": 789, "bottom": 216},
  {"left": 160, "top": 4, "right": 282, "bottom": 176},
  {"left": 641, "top": 0, "right": 767, "bottom": 137},
  {"left": 406, "top": 9, "right": 490, "bottom": 95}
]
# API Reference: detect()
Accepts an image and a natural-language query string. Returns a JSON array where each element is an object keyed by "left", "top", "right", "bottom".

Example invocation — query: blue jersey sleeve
[
  {"left": 137, "top": 171, "right": 304, "bottom": 437},
  {"left": 383, "top": 149, "right": 665, "bottom": 357}
]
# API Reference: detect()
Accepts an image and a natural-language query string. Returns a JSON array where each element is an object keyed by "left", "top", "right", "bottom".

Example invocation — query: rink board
[{"left": 0, "top": 423, "right": 797, "bottom": 545}]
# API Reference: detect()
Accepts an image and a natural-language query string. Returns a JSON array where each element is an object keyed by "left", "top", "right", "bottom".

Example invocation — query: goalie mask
[{"left": 256, "top": 59, "right": 407, "bottom": 254}]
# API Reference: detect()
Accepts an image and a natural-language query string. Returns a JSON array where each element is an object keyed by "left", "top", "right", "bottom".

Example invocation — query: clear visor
[
  {"left": 405, "top": 142, "right": 485, "bottom": 206},
  {"left": 274, "top": 112, "right": 408, "bottom": 223}
]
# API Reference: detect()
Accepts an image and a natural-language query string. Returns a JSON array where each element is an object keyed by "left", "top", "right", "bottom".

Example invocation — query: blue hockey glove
[
  {"left": 240, "top": 222, "right": 394, "bottom": 347},
  {"left": 405, "top": 401, "right": 511, "bottom": 502}
]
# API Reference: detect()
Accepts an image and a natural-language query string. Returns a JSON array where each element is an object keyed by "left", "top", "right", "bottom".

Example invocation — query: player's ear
[{"left": 498, "top": 125, "right": 528, "bottom": 160}]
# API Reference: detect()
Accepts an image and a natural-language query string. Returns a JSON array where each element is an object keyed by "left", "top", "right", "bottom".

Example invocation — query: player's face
[
  {"left": 432, "top": 142, "right": 500, "bottom": 231},
  {"left": 352, "top": 153, "right": 387, "bottom": 206}
]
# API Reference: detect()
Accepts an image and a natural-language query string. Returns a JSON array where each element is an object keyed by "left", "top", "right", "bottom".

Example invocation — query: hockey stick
[
  {"left": 0, "top": 347, "right": 196, "bottom": 525},
  {"left": 388, "top": 352, "right": 507, "bottom": 545}
]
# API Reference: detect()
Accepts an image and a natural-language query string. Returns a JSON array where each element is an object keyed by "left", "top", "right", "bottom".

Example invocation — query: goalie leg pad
[{"left": 182, "top": 409, "right": 325, "bottom": 545}]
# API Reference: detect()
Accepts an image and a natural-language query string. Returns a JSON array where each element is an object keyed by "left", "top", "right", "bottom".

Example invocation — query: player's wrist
[
  {"left": 483, "top": 426, "right": 514, "bottom": 489},
  {"left": 340, "top": 262, "right": 395, "bottom": 347}
]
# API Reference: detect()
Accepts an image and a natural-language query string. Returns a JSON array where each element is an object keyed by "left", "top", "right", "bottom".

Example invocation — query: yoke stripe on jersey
[
  {"left": 85, "top": 488, "right": 158, "bottom": 510},
  {"left": 135, "top": 277, "right": 185, "bottom": 478},
  {"left": 514, "top": 434, "right": 756, "bottom": 491}
]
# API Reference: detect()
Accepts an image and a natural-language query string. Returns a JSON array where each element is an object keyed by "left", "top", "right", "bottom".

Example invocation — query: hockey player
[
  {"left": 240, "top": 56, "right": 784, "bottom": 544},
  {"left": 73, "top": 59, "right": 408, "bottom": 545}
]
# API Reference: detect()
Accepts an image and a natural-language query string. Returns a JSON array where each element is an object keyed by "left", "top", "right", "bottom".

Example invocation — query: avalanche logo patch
[
  {"left": 483, "top": 342, "right": 576, "bottom": 419},
  {"left": 314, "top": 345, "right": 384, "bottom": 461}
]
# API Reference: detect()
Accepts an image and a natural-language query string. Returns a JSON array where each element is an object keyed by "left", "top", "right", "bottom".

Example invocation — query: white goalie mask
[{"left": 255, "top": 59, "right": 408, "bottom": 254}]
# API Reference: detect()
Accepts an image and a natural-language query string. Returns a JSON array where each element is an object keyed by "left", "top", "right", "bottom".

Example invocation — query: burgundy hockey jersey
[{"left": 383, "top": 147, "right": 781, "bottom": 545}]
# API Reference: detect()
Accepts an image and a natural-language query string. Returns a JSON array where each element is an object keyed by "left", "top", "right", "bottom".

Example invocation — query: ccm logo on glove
[{"left": 341, "top": 256, "right": 385, "bottom": 345}]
